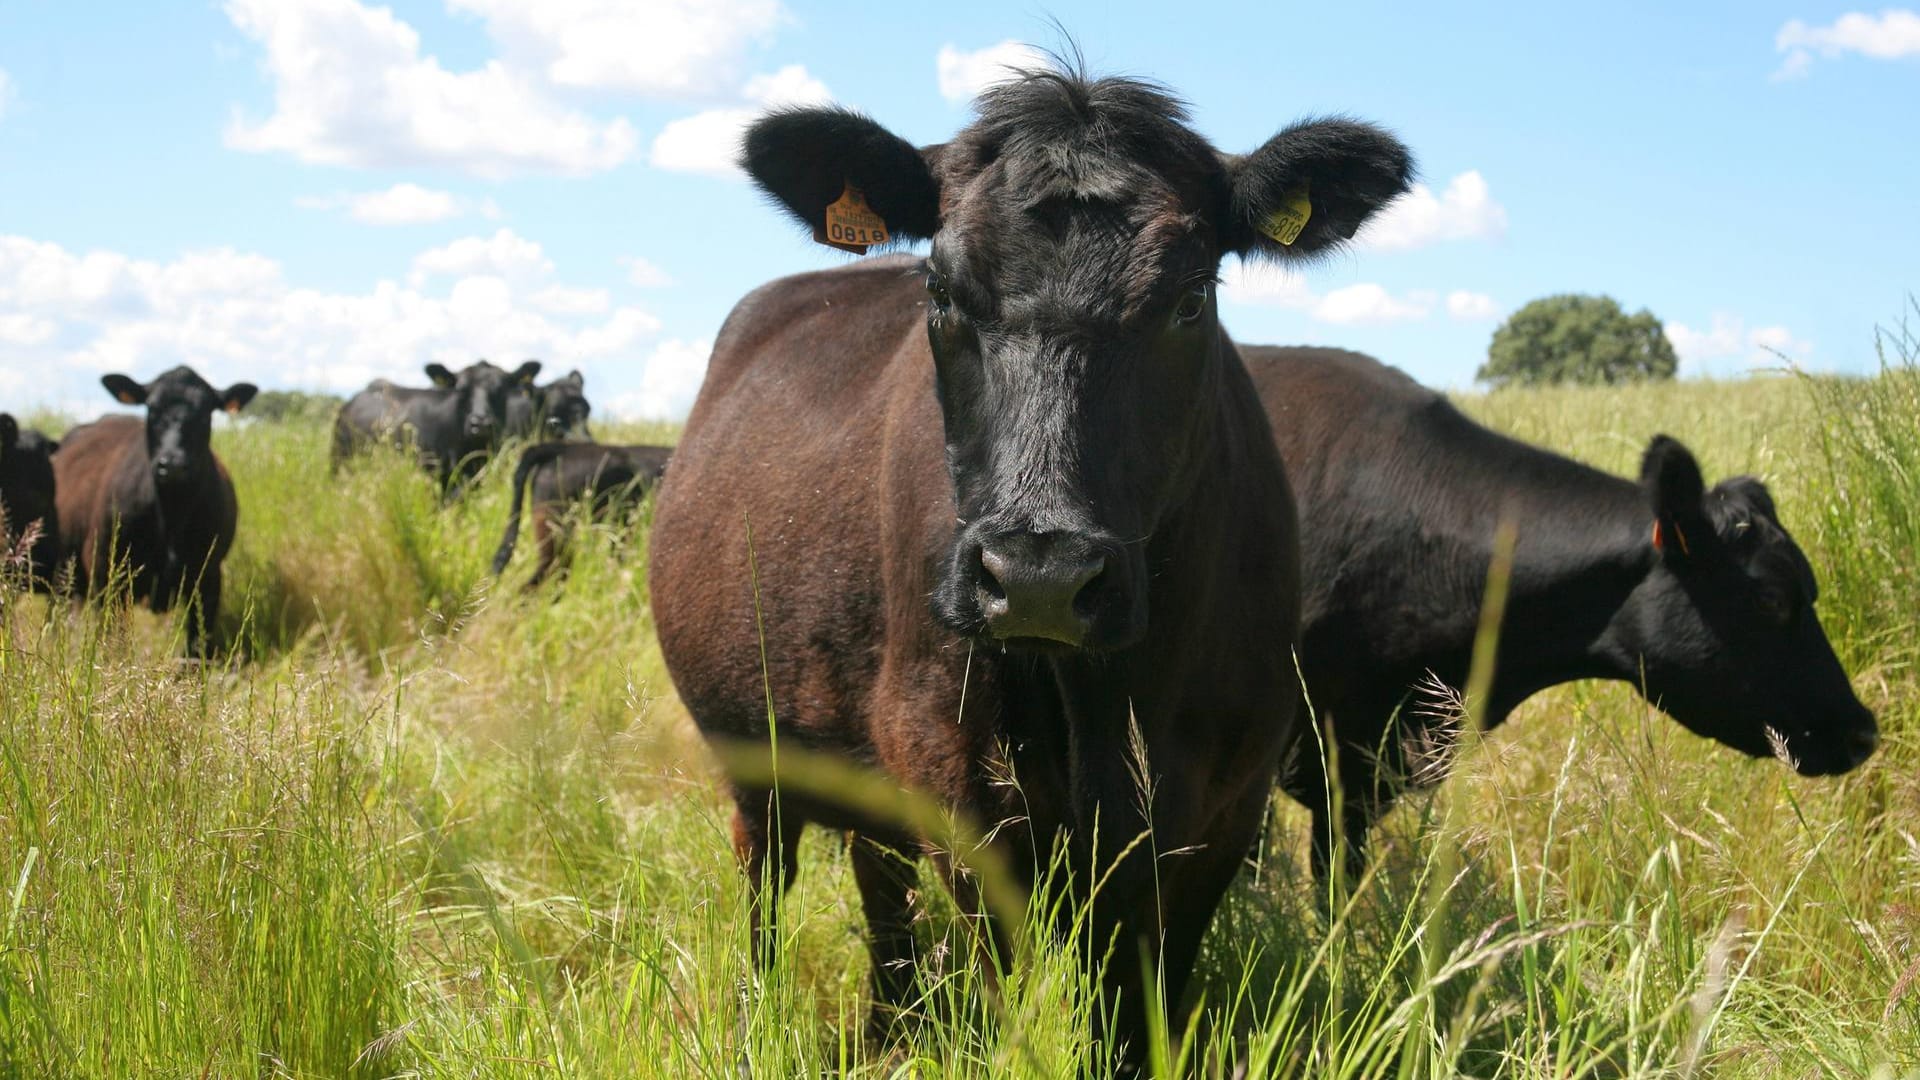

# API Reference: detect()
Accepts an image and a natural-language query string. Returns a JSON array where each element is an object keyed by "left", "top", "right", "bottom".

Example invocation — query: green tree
[{"left": 1478, "top": 293, "right": 1678, "bottom": 388}]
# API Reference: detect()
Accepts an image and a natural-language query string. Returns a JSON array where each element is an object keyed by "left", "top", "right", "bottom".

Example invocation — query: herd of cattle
[{"left": 0, "top": 65, "right": 1883, "bottom": 1067}]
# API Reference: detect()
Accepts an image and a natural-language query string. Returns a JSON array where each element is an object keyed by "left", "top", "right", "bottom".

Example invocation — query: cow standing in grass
[
  {"left": 332, "top": 360, "right": 541, "bottom": 493},
  {"left": 1243, "top": 346, "right": 1879, "bottom": 877},
  {"left": 649, "top": 67, "right": 1411, "bottom": 1063},
  {"left": 504, "top": 369, "right": 592, "bottom": 441},
  {"left": 489, "top": 441, "right": 669, "bottom": 588},
  {"left": 0, "top": 414, "right": 61, "bottom": 587},
  {"left": 53, "top": 367, "right": 255, "bottom": 655}
]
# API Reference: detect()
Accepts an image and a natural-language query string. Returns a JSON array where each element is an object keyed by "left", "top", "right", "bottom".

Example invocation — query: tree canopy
[{"left": 1478, "top": 294, "right": 1678, "bottom": 388}]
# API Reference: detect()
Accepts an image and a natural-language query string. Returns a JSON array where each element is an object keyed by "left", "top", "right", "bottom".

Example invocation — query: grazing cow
[
  {"left": 504, "top": 369, "right": 592, "bottom": 440},
  {"left": 1242, "top": 346, "right": 1879, "bottom": 876},
  {"left": 489, "top": 440, "right": 670, "bottom": 587},
  {"left": 649, "top": 68, "right": 1411, "bottom": 1061},
  {"left": 54, "top": 367, "right": 256, "bottom": 654},
  {"left": 332, "top": 360, "right": 541, "bottom": 491},
  {"left": 0, "top": 414, "right": 62, "bottom": 586}
]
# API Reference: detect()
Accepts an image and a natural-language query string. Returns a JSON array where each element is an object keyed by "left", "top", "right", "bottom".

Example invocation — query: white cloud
[
  {"left": 448, "top": 0, "right": 785, "bottom": 97},
  {"left": 609, "top": 338, "right": 711, "bottom": 419},
  {"left": 937, "top": 41, "right": 1049, "bottom": 104},
  {"left": 1775, "top": 9, "right": 1920, "bottom": 78},
  {"left": 1357, "top": 171, "right": 1507, "bottom": 252},
  {"left": 1222, "top": 263, "right": 1436, "bottom": 324},
  {"left": 1445, "top": 290, "right": 1499, "bottom": 320},
  {"left": 0, "top": 232, "right": 678, "bottom": 411},
  {"left": 1665, "top": 312, "right": 1813, "bottom": 375},
  {"left": 409, "top": 228, "right": 554, "bottom": 287},
  {"left": 295, "top": 183, "right": 501, "bottom": 226},
  {"left": 650, "top": 64, "right": 831, "bottom": 177},
  {"left": 622, "top": 256, "right": 672, "bottom": 288},
  {"left": 223, "top": 0, "right": 637, "bottom": 176}
]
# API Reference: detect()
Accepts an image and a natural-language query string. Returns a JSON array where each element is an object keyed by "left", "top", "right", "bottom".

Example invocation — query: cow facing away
[
  {"left": 489, "top": 440, "right": 669, "bottom": 588},
  {"left": 649, "top": 68, "right": 1411, "bottom": 1062},
  {"left": 0, "top": 413, "right": 61, "bottom": 587},
  {"left": 54, "top": 367, "right": 255, "bottom": 655},
  {"left": 332, "top": 360, "right": 541, "bottom": 492},
  {"left": 1243, "top": 346, "right": 1878, "bottom": 877},
  {"left": 504, "top": 369, "right": 592, "bottom": 441}
]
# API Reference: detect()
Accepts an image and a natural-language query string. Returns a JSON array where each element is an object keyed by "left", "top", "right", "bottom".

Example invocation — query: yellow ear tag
[
  {"left": 816, "top": 183, "right": 889, "bottom": 254},
  {"left": 1258, "top": 182, "right": 1313, "bottom": 247}
]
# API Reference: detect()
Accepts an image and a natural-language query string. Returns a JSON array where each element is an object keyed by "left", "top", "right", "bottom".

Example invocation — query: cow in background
[
  {"left": 53, "top": 367, "right": 255, "bottom": 654},
  {"left": 0, "top": 413, "right": 62, "bottom": 588},
  {"left": 332, "top": 360, "right": 541, "bottom": 493},
  {"left": 489, "top": 441, "right": 669, "bottom": 588},
  {"left": 504, "top": 369, "right": 592, "bottom": 441}
]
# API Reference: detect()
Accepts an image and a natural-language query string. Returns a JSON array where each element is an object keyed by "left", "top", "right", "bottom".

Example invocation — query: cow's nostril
[
  {"left": 978, "top": 548, "right": 1009, "bottom": 601},
  {"left": 1848, "top": 725, "right": 1880, "bottom": 766}
]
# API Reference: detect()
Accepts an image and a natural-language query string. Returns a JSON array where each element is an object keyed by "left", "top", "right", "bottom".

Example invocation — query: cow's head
[
  {"left": 1614, "top": 436, "right": 1877, "bottom": 776},
  {"left": 745, "top": 66, "right": 1410, "bottom": 650},
  {"left": 426, "top": 360, "right": 542, "bottom": 443},
  {"left": 102, "top": 367, "right": 256, "bottom": 490},
  {"left": 0, "top": 414, "right": 59, "bottom": 554},
  {"left": 537, "top": 370, "right": 591, "bottom": 438}
]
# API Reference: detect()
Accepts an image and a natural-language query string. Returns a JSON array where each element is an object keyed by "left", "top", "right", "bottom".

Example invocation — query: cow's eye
[
  {"left": 926, "top": 273, "right": 952, "bottom": 313},
  {"left": 1756, "top": 588, "right": 1793, "bottom": 627},
  {"left": 1174, "top": 285, "right": 1208, "bottom": 325}
]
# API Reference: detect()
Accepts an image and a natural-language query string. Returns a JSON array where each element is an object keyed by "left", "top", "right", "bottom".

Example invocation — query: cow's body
[
  {"left": 54, "top": 368, "right": 254, "bottom": 654},
  {"left": 0, "top": 414, "right": 61, "bottom": 586},
  {"left": 489, "top": 440, "right": 669, "bottom": 586},
  {"left": 1243, "top": 346, "right": 1878, "bottom": 873}
]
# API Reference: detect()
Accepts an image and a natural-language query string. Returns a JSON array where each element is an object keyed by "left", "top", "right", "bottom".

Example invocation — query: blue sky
[{"left": 1, "top": 1, "right": 1915, "bottom": 419}]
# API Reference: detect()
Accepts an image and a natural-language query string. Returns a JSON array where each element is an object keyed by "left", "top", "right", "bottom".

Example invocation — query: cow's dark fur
[
  {"left": 53, "top": 367, "right": 255, "bottom": 654},
  {"left": 332, "top": 360, "right": 540, "bottom": 490},
  {"left": 504, "top": 369, "right": 592, "bottom": 441},
  {"left": 1244, "top": 346, "right": 1878, "bottom": 876},
  {"left": 489, "top": 440, "right": 669, "bottom": 587},
  {"left": 0, "top": 414, "right": 61, "bottom": 586},
  {"left": 651, "top": 67, "right": 1410, "bottom": 1062}
]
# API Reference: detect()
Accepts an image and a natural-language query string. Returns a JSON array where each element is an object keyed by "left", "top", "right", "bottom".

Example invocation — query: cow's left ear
[
  {"left": 221, "top": 383, "right": 259, "bottom": 414},
  {"left": 510, "top": 361, "right": 542, "bottom": 386},
  {"left": 1223, "top": 118, "right": 1414, "bottom": 260},
  {"left": 564, "top": 369, "right": 584, "bottom": 388},
  {"left": 1641, "top": 435, "right": 1717, "bottom": 564},
  {"left": 102, "top": 374, "right": 148, "bottom": 406},
  {"left": 743, "top": 107, "right": 943, "bottom": 251}
]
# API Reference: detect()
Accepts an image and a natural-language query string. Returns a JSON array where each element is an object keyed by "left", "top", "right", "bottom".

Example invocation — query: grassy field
[{"left": 2, "top": 337, "right": 1916, "bottom": 1077}]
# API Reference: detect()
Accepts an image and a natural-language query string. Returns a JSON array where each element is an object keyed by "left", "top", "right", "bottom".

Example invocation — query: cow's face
[
  {"left": 427, "top": 360, "right": 541, "bottom": 444},
  {"left": 745, "top": 70, "right": 1410, "bottom": 651},
  {"left": 540, "top": 371, "right": 591, "bottom": 438},
  {"left": 0, "top": 414, "right": 58, "bottom": 548},
  {"left": 1619, "top": 437, "right": 1876, "bottom": 776},
  {"left": 102, "top": 367, "right": 255, "bottom": 490}
]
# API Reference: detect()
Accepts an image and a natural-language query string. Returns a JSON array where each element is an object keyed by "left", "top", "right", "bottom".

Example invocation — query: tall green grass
[{"left": 0, "top": 380, "right": 1914, "bottom": 1077}]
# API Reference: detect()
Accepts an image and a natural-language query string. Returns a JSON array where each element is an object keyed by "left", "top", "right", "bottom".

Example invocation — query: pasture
[{"left": 2, "top": 351, "right": 1916, "bottom": 1078}]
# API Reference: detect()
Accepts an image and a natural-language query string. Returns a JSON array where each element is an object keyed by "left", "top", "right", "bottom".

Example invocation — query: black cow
[
  {"left": 0, "top": 413, "right": 61, "bottom": 586},
  {"left": 54, "top": 367, "right": 256, "bottom": 654},
  {"left": 504, "top": 369, "right": 592, "bottom": 440},
  {"left": 332, "top": 360, "right": 541, "bottom": 491},
  {"left": 489, "top": 440, "right": 670, "bottom": 587},
  {"left": 1243, "top": 346, "right": 1879, "bottom": 876},
  {"left": 649, "top": 67, "right": 1411, "bottom": 1063}
]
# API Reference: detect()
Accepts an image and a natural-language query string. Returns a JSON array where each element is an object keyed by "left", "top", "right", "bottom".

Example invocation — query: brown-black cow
[
  {"left": 0, "top": 413, "right": 61, "bottom": 587},
  {"left": 489, "top": 440, "right": 669, "bottom": 587},
  {"left": 1243, "top": 346, "right": 1878, "bottom": 877},
  {"left": 54, "top": 367, "right": 255, "bottom": 654},
  {"left": 649, "top": 66, "right": 1412, "bottom": 1062},
  {"left": 332, "top": 360, "right": 541, "bottom": 494}
]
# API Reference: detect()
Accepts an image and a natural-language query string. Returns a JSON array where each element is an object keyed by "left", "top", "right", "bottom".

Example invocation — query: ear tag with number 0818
[
  {"left": 1258, "top": 182, "right": 1313, "bottom": 247},
  {"left": 817, "top": 183, "right": 890, "bottom": 254}
]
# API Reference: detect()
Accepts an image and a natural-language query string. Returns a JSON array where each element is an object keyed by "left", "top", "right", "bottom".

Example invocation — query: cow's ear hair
[
  {"left": 1641, "top": 435, "right": 1716, "bottom": 563},
  {"left": 510, "top": 360, "right": 542, "bottom": 386},
  {"left": 221, "top": 383, "right": 258, "bottom": 414},
  {"left": 0, "top": 414, "right": 16, "bottom": 455},
  {"left": 742, "top": 107, "right": 942, "bottom": 247},
  {"left": 1223, "top": 118, "right": 1414, "bottom": 260},
  {"left": 102, "top": 374, "right": 148, "bottom": 406},
  {"left": 425, "top": 364, "right": 457, "bottom": 388}
]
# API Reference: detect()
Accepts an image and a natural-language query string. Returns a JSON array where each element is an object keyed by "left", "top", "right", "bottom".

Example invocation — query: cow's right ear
[
  {"left": 102, "top": 374, "right": 148, "bottom": 406},
  {"left": 742, "top": 107, "right": 943, "bottom": 250},
  {"left": 425, "top": 364, "right": 457, "bottom": 388},
  {"left": 1641, "top": 435, "right": 1716, "bottom": 564},
  {"left": 510, "top": 360, "right": 542, "bottom": 386},
  {"left": 1223, "top": 118, "right": 1414, "bottom": 261}
]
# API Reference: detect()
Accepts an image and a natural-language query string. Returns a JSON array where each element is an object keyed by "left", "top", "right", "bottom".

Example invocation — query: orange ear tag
[
  {"left": 816, "top": 183, "right": 889, "bottom": 254},
  {"left": 1256, "top": 182, "right": 1313, "bottom": 246}
]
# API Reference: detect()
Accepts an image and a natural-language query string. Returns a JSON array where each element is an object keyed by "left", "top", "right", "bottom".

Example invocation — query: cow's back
[
  {"left": 53, "top": 415, "right": 146, "bottom": 581},
  {"left": 650, "top": 256, "right": 941, "bottom": 761}
]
